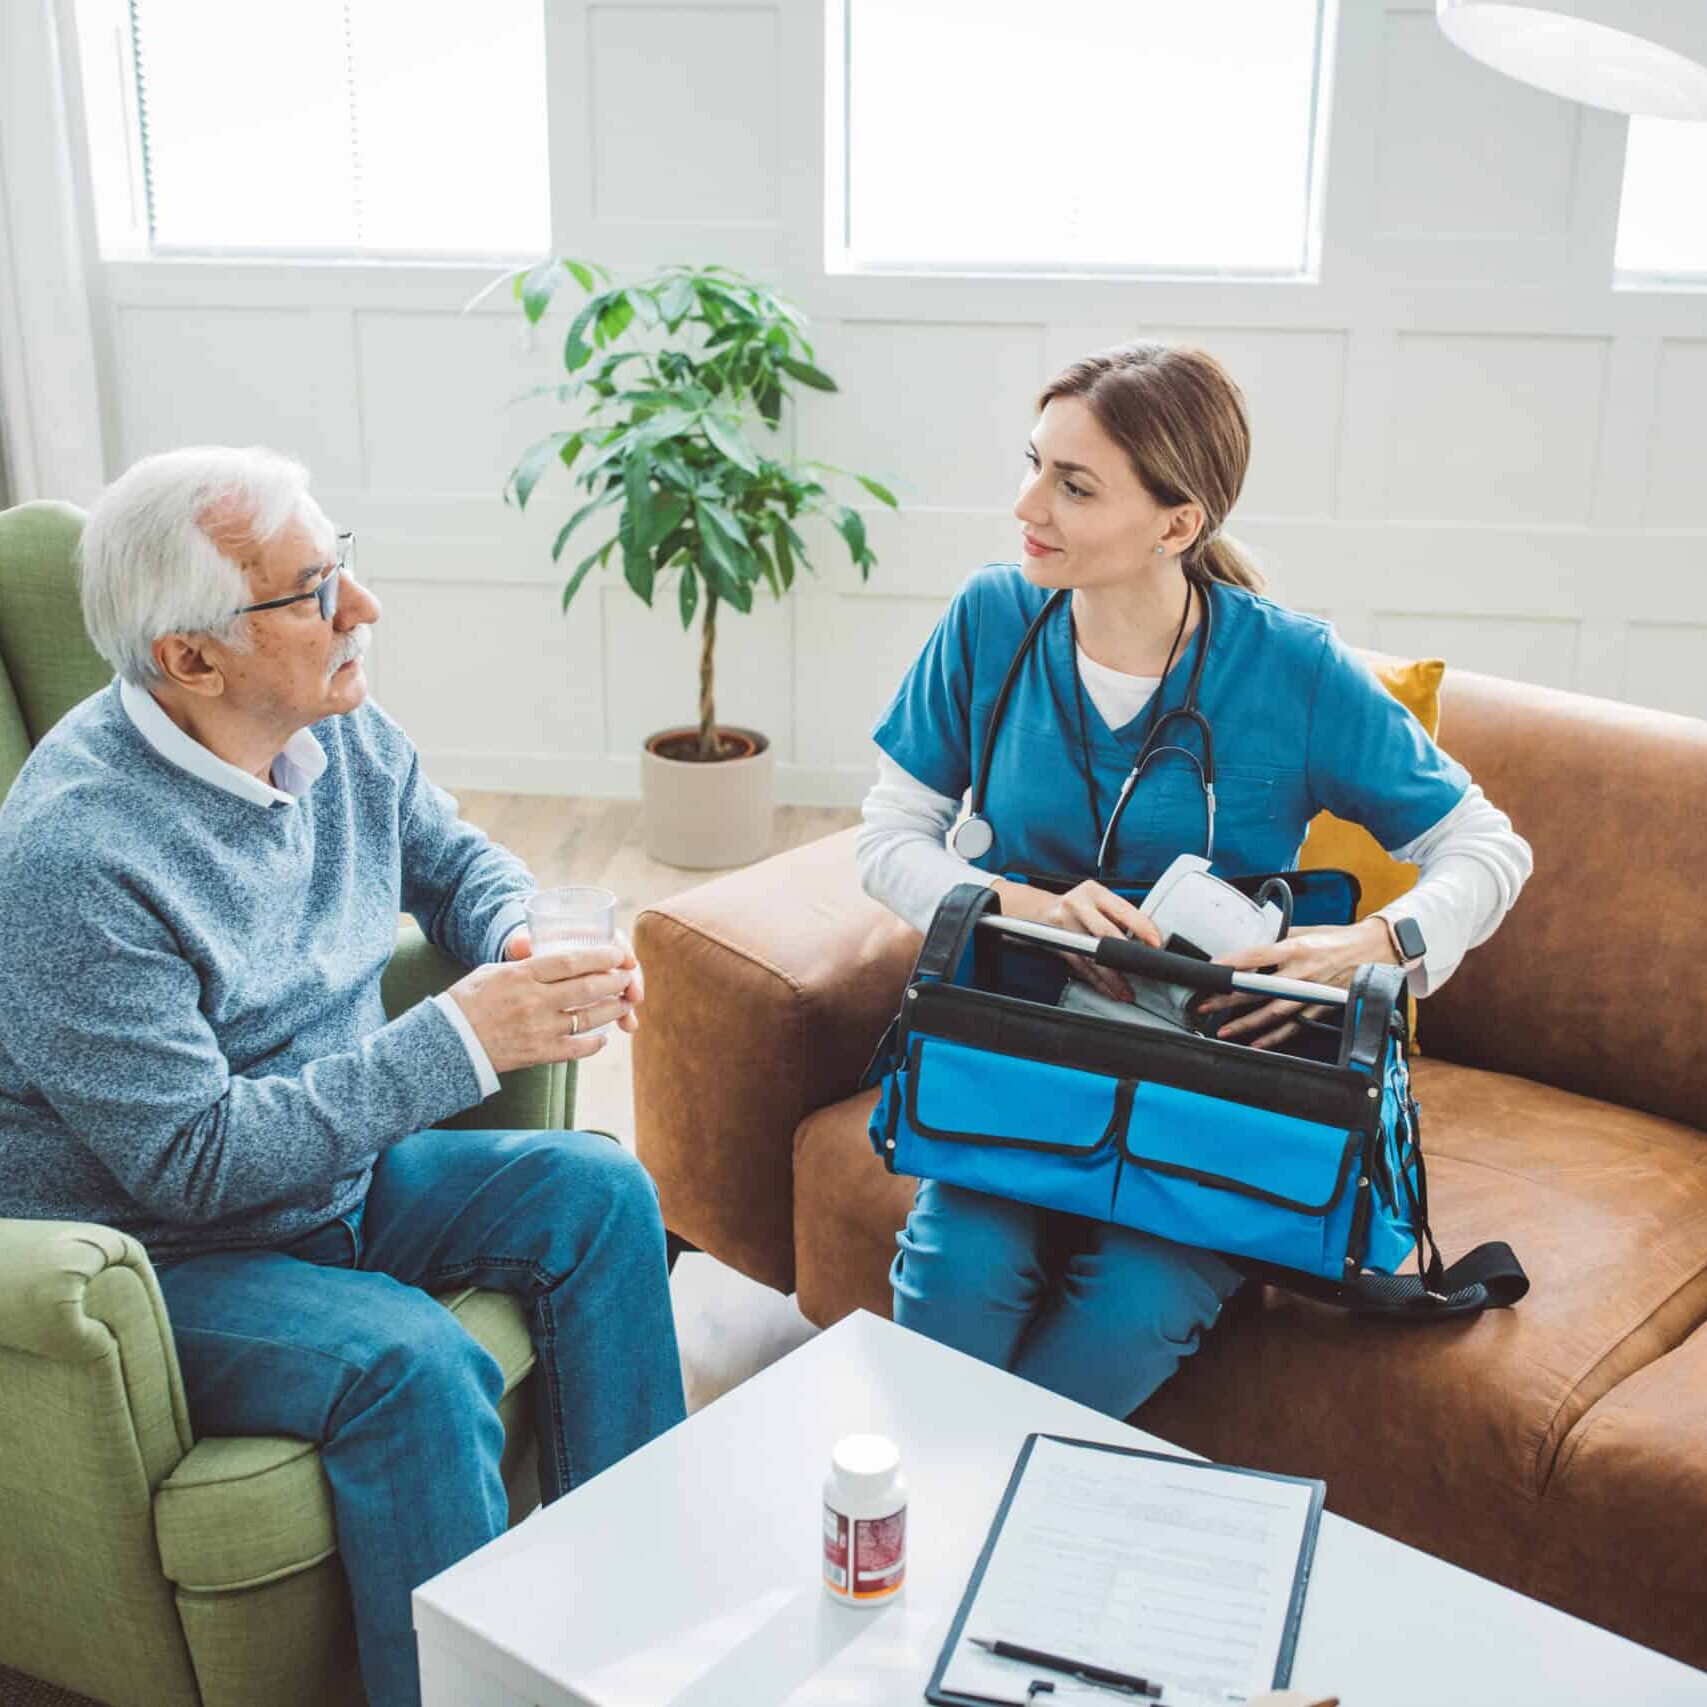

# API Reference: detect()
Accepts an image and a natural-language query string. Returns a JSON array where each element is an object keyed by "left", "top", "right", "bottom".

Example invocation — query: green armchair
[{"left": 0, "top": 501, "right": 572, "bottom": 1706}]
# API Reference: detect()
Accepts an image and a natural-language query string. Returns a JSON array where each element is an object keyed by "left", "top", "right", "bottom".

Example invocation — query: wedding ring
[{"left": 569, "top": 1012, "right": 581, "bottom": 1037}]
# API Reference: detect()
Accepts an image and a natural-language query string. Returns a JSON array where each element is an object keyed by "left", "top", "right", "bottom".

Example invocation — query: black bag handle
[
  {"left": 1342, "top": 962, "right": 1407, "bottom": 1072},
  {"left": 913, "top": 881, "right": 1003, "bottom": 985}
]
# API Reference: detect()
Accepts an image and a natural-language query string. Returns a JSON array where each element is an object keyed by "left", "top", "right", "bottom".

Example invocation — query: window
[
  {"left": 1615, "top": 115, "right": 1707, "bottom": 283},
  {"left": 120, "top": 0, "right": 548, "bottom": 257},
  {"left": 832, "top": 0, "right": 1332, "bottom": 277}
]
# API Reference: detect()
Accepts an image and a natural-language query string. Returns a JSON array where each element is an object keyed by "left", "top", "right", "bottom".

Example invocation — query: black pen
[{"left": 968, "top": 1636, "right": 1163, "bottom": 1698}]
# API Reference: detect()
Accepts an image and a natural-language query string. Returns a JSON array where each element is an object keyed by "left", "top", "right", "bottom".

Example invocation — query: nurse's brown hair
[{"left": 1039, "top": 342, "right": 1265, "bottom": 593}]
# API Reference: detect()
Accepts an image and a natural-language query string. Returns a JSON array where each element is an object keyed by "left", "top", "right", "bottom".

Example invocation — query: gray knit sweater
[{"left": 0, "top": 683, "right": 532, "bottom": 1261}]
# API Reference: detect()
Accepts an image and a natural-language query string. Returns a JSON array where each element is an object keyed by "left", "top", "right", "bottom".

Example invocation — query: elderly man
[{"left": 0, "top": 446, "right": 686, "bottom": 1707}]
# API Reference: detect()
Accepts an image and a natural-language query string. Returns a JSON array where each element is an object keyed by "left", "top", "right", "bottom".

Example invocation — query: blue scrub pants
[
  {"left": 892, "top": 1179, "right": 1243, "bottom": 1417},
  {"left": 155, "top": 1128, "right": 686, "bottom": 1707}
]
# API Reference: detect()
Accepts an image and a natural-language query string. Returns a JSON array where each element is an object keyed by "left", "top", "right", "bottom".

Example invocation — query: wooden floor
[{"left": 453, "top": 793, "right": 860, "bottom": 1145}]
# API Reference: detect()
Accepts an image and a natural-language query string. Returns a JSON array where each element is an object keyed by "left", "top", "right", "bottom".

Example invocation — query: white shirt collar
[{"left": 119, "top": 679, "right": 328, "bottom": 808}]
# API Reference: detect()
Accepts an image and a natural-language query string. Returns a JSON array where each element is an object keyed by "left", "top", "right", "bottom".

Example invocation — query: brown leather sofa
[{"left": 632, "top": 666, "right": 1707, "bottom": 1671}]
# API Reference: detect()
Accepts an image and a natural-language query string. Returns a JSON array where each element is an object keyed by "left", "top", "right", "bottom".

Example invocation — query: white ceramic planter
[{"left": 639, "top": 726, "right": 775, "bottom": 869}]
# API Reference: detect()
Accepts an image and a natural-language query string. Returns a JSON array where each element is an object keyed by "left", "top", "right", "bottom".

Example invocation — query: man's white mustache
[{"left": 327, "top": 625, "right": 373, "bottom": 677}]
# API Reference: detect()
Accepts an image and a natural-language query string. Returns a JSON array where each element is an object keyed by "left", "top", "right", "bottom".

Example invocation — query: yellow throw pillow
[{"left": 1297, "top": 653, "right": 1445, "bottom": 1040}]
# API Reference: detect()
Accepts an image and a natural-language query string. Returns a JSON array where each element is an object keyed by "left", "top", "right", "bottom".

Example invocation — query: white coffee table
[{"left": 415, "top": 1311, "right": 1707, "bottom": 1707}]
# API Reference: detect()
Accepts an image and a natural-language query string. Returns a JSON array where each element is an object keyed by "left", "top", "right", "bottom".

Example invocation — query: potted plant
[{"left": 498, "top": 259, "right": 896, "bottom": 869}]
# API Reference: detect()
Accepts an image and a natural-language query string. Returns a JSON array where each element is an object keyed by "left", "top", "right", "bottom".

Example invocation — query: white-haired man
[{"left": 0, "top": 447, "right": 686, "bottom": 1707}]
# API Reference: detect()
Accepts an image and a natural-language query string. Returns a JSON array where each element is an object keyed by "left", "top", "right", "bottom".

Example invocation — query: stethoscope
[{"left": 949, "top": 579, "right": 1217, "bottom": 881}]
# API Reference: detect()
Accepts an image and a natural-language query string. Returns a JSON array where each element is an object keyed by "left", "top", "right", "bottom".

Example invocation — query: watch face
[{"left": 1395, "top": 916, "right": 1426, "bottom": 962}]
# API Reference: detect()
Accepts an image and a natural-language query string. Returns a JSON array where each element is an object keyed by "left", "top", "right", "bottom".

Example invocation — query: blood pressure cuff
[{"left": 864, "top": 880, "right": 1527, "bottom": 1318}]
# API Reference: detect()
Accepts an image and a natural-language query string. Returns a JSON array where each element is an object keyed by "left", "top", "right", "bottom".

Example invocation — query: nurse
[{"left": 857, "top": 342, "right": 1532, "bottom": 1418}]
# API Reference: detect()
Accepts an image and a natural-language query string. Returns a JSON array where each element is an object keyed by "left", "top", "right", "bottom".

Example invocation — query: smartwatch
[{"left": 1381, "top": 913, "right": 1427, "bottom": 969}]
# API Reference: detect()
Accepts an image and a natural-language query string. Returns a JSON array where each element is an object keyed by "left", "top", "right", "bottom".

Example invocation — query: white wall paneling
[
  {"left": 1644, "top": 340, "right": 1707, "bottom": 526},
  {"left": 1383, "top": 333, "right": 1609, "bottom": 524},
  {"left": 1621, "top": 624, "right": 1707, "bottom": 720},
  {"left": 113, "top": 304, "right": 365, "bottom": 486},
  {"left": 79, "top": 0, "right": 1707, "bottom": 805}
]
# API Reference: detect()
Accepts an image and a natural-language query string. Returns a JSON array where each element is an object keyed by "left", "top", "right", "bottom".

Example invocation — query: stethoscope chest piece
[{"left": 950, "top": 815, "right": 995, "bottom": 860}]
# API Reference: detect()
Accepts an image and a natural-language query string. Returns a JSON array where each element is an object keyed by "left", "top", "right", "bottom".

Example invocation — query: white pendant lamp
[{"left": 1437, "top": 1, "right": 1707, "bottom": 118}]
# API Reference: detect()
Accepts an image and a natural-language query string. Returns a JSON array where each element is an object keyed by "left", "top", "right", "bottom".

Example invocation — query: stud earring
[{"left": 1154, "top": 545, "right": 1165, "bottom": 556}]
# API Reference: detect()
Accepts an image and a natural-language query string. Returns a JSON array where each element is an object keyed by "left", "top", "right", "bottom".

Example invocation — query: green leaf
[
  {"left": 773, "top": 518, "right": 796, "bottom": 590},
  {"left": 596, "top": 294, "right": 635, "bottom": 346},
  {"left": 752, "top": 538, "right": 780, "bottom": 598},
  {"left": 505, "top": 381, "right": 583, "bottom": 408},
  {"left": 755, "top": 380, "right": 783, "bottom": 427},
  {"left": 677, "top": 563, "right": 699, "bottom": 630},
  {"left": 835, "top": 505, "right": 868, "bottom": 562},
  {"left": 856, "top": 474, "right": 898, "bottom": 508},
  {"left": 561, "top": 539, "right": 612, "bottom": 610},
  {"left": 693, "top": 501, "right": 757, "bottom": 610},
  {"left": 697, "top": 500, "right": 757, "bottom": 570},
  {"left": 508, "top": 431, "right": 580, "bottom": 509},
  {"left": 566, "top": 259, "right": 598, "bottom": 292},
  {"left": 638, "top": 494, "right": 689, "bottom": 554},
  {"left": 779, "top": 356, "right": 837, "bottom": 392},
  {"left": 653, "top": 517, "right": 692, "bottom": 568},
  {"left": 701, "top": 413, "right": 760, "bottom": 475},
  {"left": 520, "top": 259, "right": 567, "bottom": 325},
  {"left": 620, "top": 505, "right": 655, "bottom": 604},
  {"left": 623, "top": 447, "right": 653, "bottom": 530},
  {"left": 658, "top": 275, "right": 696, "bottom": 328},
  {"left": 551, "top": 492, "right": 617, "bottom": 562},
  {"left": 562, "top": 295, "right": 605, "bottom": 371}
]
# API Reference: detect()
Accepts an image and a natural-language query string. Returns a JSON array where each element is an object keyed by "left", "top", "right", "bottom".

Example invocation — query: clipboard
[{"left": 927, "top": 1434, "right": 1326, "bottom": 1707}]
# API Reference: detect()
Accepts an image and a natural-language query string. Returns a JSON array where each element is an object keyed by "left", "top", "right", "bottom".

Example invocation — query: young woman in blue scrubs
[{"left": 857, "top": 342, "right": 1531, "bottom": 1418}]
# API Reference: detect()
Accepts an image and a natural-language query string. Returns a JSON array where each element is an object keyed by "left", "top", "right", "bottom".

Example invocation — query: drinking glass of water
[{"left": 524, "top": 885, "right": 622, "bottom": 1039}]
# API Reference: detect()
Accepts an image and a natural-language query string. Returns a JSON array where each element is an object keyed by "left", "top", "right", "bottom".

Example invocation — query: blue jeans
[
  {"left": 891, "top": 1179, "right": 1242, "bottom": 1417},
  {"left": 154, "top": 1128, "right": 686, "bottom": 1707}
]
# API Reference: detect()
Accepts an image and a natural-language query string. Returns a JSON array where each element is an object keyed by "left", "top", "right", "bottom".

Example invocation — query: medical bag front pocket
[
  {"left": 1112, "top": 1081, "right": 1364, "bottom": 1280},
  {"left": 890, "top": 1034, "right": 1130, "bottom": 1222}
]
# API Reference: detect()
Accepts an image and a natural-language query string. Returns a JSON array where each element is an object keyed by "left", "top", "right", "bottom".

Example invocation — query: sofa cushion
[
  {"left": 790, "top": 1058, "right": 1707, "bottom": 1665},
  {"left": 155, "top": 1287, "right": 535, "bottom": 1591}
]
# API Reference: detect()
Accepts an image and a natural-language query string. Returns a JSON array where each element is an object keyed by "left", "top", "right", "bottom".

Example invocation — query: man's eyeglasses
[{"left": 235, "top": 533, "right": 355, "bottom": 621}]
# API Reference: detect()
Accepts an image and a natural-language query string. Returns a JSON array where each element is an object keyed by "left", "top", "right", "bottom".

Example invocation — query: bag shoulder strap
[
  {"left": 1234, "top": 1243, "right": 1529, "bottom": 1320},
  {"left": 1342, "top": 1242, "right": 1530, "bottom": 1317}
]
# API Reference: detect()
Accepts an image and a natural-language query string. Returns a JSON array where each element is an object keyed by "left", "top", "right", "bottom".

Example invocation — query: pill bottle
[{"left": 822, "top": 1433, "right": 907, "bottom": 1607}]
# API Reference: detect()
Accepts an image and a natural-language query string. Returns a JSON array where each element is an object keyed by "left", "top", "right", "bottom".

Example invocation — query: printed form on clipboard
[{"left": 929, "top": 1434, "right": 1325, "bottom": 1707}]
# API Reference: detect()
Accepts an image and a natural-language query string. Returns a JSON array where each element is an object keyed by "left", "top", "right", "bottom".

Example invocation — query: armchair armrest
[
  {"left": 631, "top": 828, "right": 918, "bottom": 1293},
  {"left": 0, "top": 1219, "right": 205, "bottom": 1703},
  {"left": 383, "top": 920, "right": 575, "bottom": 1132},
  {"left": 0, "top": 1218, "right": 192, "bottom": 1480}
]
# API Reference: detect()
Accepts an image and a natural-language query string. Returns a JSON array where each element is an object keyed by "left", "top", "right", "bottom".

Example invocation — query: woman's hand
[
  {"left": 990, "top": 877, "right": 1162, "bottom": 1003},
  {"left": 1197, "top": 917, "right": 1397, "bottom": 1050}
]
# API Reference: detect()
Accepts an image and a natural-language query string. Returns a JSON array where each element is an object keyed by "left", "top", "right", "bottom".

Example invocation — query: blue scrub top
[{"left": 871, "top": 564, "right": 1469, "bottom": 886}]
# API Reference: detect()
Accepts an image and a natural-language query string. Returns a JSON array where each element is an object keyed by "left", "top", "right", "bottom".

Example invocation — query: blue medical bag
[{"left": 866, "top": 875, "right": 1527, "bottom": 1317}]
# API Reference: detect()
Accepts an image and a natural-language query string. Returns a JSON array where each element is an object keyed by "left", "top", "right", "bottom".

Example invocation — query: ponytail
[{"left": 1190, "top": 531, "right": 1265, "bottom": 594}]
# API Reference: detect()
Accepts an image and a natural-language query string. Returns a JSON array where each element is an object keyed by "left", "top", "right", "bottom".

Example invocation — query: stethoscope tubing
[
  {"left": 955, "top": 581, "right": 1217, "bottom": 879},
  {"left": 982, "top": 915, "right": 1348, "bottom": 1008}
]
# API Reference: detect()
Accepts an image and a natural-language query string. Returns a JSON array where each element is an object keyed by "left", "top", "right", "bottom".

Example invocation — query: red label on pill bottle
[{"left": 851, "top": 1508, "right": 906, "bottom": 1599}]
